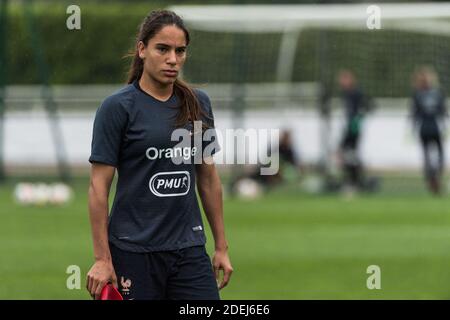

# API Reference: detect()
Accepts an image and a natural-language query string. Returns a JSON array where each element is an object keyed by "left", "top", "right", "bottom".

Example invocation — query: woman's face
[
  {"left": 139, "top": 25, "right": 187, "bottom": 87},
  {"left": 338, "top": 71, "right": 355, "bottom": 91},
  {"left": 415, "top": 72, "right": 430, "bottom": 90}
]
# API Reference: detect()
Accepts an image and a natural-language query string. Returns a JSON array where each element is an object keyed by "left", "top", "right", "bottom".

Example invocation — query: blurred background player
[
  {"left": 411, "top": 66, "right": 447, "bottom": 195},
  {"left": 232, "top": 129, "right": 302, "bottom": 197},
  {"left": 272, "top": 129, "right": 303, "bottom": 185},
  {"left": 337, "top": 70, "right": 372, "bottom": 193}
]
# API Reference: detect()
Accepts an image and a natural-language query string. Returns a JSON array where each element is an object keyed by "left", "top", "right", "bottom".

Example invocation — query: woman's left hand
[{"left": 212, "top": 249, "right": 233, "bottom": 290}]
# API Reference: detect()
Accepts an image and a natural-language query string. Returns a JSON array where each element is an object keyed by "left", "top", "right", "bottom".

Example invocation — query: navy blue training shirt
[
  {"left": 89, "top": 80, "right": 220, "bottom": 252},
  {"left": 412, "top": 88, "right": 447, "bottom": 137}
]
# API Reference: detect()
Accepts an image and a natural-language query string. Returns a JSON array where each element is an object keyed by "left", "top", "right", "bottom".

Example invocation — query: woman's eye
[
  {"left": 176, "top": 48, "right": 186, "bottom": 54},
  {"left": 158, "top": 47, "right": 168, "bottom": 53}
]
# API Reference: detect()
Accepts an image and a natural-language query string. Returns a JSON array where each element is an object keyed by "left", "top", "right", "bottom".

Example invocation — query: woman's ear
[{"left": 138, "top": 41, "right": 146, "bottom": 59}]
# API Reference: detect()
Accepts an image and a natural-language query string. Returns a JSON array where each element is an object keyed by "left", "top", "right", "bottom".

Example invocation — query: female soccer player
[
  {"left": 411, "top": 66, "right": 447, "bottom": 195},
  {"left": 86, "top": 10, "right": 233, "bottom": 300},
  {"left": 337, "top": 70, "right": 369, "bottom": 191}
]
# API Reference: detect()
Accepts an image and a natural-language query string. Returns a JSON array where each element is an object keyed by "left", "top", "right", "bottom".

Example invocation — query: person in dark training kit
[
  {"left": 337, "top": 70, "right": 371, "bottom": 192},
  {"left": 411, "top": 66, "right": 447, "bottom": 195},
  {"left": 86, "top": 10, "right": 233, "bottom": 300}
]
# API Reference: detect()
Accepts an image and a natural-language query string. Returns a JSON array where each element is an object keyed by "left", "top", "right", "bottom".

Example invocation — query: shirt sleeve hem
[{"left": 88, "top": 155, "right": 118, "bottom": 167}]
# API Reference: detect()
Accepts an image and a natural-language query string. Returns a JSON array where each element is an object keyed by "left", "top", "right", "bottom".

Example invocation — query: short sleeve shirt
[{"left": 89, "top": 80, "right": 220, "bottom": 252}]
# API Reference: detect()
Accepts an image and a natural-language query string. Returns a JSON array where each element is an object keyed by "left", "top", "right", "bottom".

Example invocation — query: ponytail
[
  {"left": 174, "top": 79, "right": 210, "bottom": 129},
  {"left": 127, "top": 51, "right": 143, "bottom": 84}
]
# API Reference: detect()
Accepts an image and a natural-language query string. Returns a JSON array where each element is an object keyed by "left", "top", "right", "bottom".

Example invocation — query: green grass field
[{"left": 1, "top": 174, "right": 450, "bottom": 299}]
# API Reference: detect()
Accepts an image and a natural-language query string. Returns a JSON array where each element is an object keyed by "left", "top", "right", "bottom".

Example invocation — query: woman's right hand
[{"left": 86, "top": 260, "right": 118, "bottom": 300}]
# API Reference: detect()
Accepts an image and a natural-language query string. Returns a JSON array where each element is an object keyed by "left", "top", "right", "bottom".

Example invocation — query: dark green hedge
[{"left": 5, "top": 3, "right": 162, "bottom": 84}]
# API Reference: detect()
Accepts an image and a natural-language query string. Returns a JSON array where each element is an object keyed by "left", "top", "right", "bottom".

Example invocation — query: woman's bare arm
[
  {"left": 196, "top": 159, "right": 233, "bottom": 289},
  {"left": 86, "top": 163, "right": 118, "bottom": 299}
]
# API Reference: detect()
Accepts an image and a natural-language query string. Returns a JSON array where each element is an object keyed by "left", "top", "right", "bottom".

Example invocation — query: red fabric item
[{"left": 100, "top": 283, "right": 123, "bottom": 300}]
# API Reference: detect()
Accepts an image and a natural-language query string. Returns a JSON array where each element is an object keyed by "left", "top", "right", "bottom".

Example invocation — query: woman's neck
[{"left": 139, "top": 74, "right": 174, "bottom": 101}]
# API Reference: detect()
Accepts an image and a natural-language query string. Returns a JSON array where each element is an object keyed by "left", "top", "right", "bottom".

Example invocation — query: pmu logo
[{"left": 149, "top": 171, "right": 190, "bottom": 197}]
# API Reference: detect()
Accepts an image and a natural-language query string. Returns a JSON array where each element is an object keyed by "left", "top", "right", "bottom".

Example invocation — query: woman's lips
[{"left": 162, "top": 70, "right": 178, "bottom": 77}]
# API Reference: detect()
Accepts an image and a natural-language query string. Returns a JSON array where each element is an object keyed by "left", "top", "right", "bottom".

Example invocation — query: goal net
[{"left": 170, "top": 3, "right": 450, "bottom": 180}]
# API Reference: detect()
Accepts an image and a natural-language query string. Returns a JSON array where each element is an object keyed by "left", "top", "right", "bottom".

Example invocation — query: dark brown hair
[{"left": 127, "top": 10, "right": 208, "bottom": 128}]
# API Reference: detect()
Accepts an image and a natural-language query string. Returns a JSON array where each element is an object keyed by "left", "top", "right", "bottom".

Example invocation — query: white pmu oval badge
[{"left": 149, "top": 171, "right": 190, "bottom": 197}]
